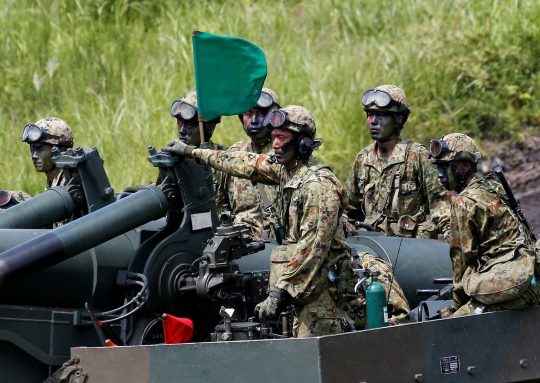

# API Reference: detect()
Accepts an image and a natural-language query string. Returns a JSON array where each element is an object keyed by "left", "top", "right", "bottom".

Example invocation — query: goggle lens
[
  {"left": 256, "top": 92, "right": 273, "bottom": 109},
  {"left": 263, "top": 110, "right": 286, "bottom": 128},
  {"left": 429, "top": 140, "right": 450, "bottom": 159},
  {"left": 361, "top": 89, "right": 393, "bottom": 108},
  {"left": 22, "top": 124, "right": 44, "bottom": 143},
  {"left": 0, "top": 191, "right": 12, "bottom": 207},
  {"left": 170, "top": 101, "right": 197, "bottom": 120}
]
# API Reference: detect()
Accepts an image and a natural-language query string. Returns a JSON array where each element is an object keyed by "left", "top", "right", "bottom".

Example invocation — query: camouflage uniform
[
  {"left": 0, "top": 190, "right": 31, "bottom": 212},
  {"left": 186, "top": 105, "right": 345, "bottom": 337},
  {"left": 24, "top": 117, "right": 74, "bottom": 227},
  {"left": 345, "top": 136, "right": 452, "bottom": 238},
  {"left": 216, "top": 140, "right": 277, "bottom": 239},
  {"left": 450, "top": 175, "right": 540, "bottom": 316},
  {"left": 347, "top": 85, "right": 451, "bottom": 239},
  {"left": 214, "top": 87, "right": 281, "bottom": 239},
  {"left": 193, "top": 147, "right": 348, "bottom": 337},
  {"left": 429, "top": 133, "right": 540, "bottom": 316}
]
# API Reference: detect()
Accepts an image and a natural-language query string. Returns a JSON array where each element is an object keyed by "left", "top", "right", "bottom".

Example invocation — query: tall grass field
[{"left": 1, "top": 0, "right": 539, "bottom": 195}]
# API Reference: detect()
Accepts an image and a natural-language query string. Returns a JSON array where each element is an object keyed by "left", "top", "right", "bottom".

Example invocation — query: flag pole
[
  {"left": 198, "top": 115, "right": 205, "bottom": 144},
  {"left": 192, "top": 30, "right": 206, "bottom": 144}
]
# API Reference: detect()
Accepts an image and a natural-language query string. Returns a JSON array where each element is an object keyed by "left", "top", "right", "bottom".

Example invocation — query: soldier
[
  {"left": 0, "top": 190, "right": 31, "bottom": 212},
  {"left": 22, "top": 117, "right": 74, "bottom": 189},
  {"left": 345, "top": 85, "right": 451, "bottom": 239},
  {"left": 163, "top": 105, "right": 410, "bottom": 336},
  {"left": 216, "top": 88, "right": 281, "bottom": 239},
  {"left": 430, "top": 133, "right": 540, "bottom": 316},
  {"left": 168, "top": 91, "right": 264, "bottom": 238}
]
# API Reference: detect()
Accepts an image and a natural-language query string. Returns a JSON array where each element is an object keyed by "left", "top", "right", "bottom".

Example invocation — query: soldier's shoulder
[{"left": 353, "top": 143, "right": 375, "bottom": 162}]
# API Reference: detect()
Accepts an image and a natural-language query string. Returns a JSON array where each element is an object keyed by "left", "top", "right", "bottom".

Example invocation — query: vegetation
[{"left": 1, "top": 0, "right": 539, "bottom": 194}]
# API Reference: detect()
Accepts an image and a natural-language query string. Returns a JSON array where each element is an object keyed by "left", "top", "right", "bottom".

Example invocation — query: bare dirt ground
[{"left": 480, "top": 131, "right": 540, "bottom": 236}]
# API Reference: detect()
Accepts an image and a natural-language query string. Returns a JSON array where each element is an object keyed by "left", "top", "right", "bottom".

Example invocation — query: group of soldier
[{"left": 4, "top": 83, "right": 539, "bottom": 339}]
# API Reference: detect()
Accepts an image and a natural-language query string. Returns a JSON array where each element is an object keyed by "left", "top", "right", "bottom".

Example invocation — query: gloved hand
[
  {"left": 161, "top": 140, "right": 196, "bottom": 157},
  {"left": 254, "top": 295, "right": 279, "bottom": 319}
]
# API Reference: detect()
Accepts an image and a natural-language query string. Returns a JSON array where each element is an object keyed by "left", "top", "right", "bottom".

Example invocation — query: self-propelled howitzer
[{"left": 0, "top": 146, "right": 457, "bottom": 382}]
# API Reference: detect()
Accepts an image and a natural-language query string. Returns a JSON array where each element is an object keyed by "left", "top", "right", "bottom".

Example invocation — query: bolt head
[{"left": 521, "top": 359, "right": 530, "bottom": 368}]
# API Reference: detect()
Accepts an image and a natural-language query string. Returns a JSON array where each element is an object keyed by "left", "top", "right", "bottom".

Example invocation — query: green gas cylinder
[{"left": 366, "top": 272, "right": 389, "bottom": 329}]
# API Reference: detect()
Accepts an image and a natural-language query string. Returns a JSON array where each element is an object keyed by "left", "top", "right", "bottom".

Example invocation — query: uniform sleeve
[
  {"left": 274, "top": 179, "right": 341, "bottom": 298},
  {"left": 345, "top": 153, "right": 366, "bottom": 222},
  {"left": 193, "top": 149, "right": 280, "bottom": 185},
  {"left": 449, "top": 195, "right": 485, "bottom": 309},
  {"left": 419, "top": 154, "right": 452, "bottom": 239}
]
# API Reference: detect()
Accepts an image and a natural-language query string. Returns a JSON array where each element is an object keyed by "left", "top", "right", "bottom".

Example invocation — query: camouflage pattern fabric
[
  {"left": 47, "top": 169, "right": 66, "bottom": 190},
  {"left": 0, "top": 190, "right": 31, "bottom": 212},
  {"left": 46, "top": 170, "right": 67, "bottom": 228},
  {"left": 449, "top": 174, "right": 540, "bottom": 313},
  {"left": 203, "top": 141, "right": 263, "bottom": 239},
  {"left": 293, "top": 289, "right": 343, "bottom": 337},
  {"left": 341, "top": 252, "right": 410, "bottom": 328},
  {"left": 345, "top": 135, "right": 451, "bottom": 238},
  {"left": 193, "top": 148, "right": 349, "bottom": 337},
  {"left": 215, "top": 140, "right": 278, "bottom": 239},
  {"left": 34, "top": 117, "right": 74, "bottom": 147}
]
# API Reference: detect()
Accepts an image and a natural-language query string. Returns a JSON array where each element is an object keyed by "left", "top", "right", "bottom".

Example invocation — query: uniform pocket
[{"left": 463, "top": 246, "right": 535, "bottom": 305}]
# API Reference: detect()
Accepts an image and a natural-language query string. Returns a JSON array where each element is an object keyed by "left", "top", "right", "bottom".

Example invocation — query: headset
[{"left": 296, "top": 136, "right": 323, "bottom": 159}]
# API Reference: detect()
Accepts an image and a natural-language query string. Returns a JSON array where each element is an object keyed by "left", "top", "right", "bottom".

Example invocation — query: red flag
[{"left": 162, "top": 314, "right": 194, "bottom": 344}]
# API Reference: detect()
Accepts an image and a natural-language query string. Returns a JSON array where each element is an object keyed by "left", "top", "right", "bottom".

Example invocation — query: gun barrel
[
  {"left": 0, "top": 186, "right": 171, "bottom": 287},
  {"left": 0, "top": 187, "right": 74, "bottom": 229}
]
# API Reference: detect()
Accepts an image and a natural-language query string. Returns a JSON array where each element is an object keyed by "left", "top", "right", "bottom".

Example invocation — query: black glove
[{"left": 161, "top": 139, "right": 196, "bottom": 157}]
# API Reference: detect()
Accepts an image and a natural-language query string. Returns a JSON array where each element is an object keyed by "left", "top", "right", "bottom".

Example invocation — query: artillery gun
[{"left": 5, "top": 145, "right": 535, "bottom": 382}]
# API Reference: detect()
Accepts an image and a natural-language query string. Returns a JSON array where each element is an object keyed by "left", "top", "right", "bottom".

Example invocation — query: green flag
[{"left": 192, "top": 31, "right": 267, "bottom": 121}]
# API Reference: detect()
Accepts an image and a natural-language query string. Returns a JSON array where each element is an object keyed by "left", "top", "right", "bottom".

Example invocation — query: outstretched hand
[{"left": 161, "top": 140, "right": 196, "bottom": 157}]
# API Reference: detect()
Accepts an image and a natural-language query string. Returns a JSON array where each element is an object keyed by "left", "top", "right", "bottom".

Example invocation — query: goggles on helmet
[
  {"left": 256, "top": 91, "right": 274, "bottom": 109},
  {"left": 362, "top": 89, "right": 401, "bottom": 110},
  {"left": 170, "top": 100, "right": 197, "bottom": 121},
  {"left": 0, "top": 191, "right": 17, "bottom": 207},
  {"left": 428, "top": 139, "right": 453, "bottom": 160},
  {"left": 262, "top": 110, "right": 302, "bottom": 129},
  {"left": 21, "top": 124, "right": 61, "bottom": 144}
]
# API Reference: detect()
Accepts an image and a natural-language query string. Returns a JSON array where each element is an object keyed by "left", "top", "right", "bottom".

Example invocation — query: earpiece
[{"left": 296, "top": 136, "right": 316, "bottom": 159}]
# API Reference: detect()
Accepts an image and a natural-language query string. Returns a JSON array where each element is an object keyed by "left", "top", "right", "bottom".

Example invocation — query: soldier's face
[
  {"left": 30, "top": 143, "right": 55, "bottom": 172},
  {"left": 272, "top": 129, "right": 296, "bottom": 166},
  {"left": 177, "top": 118, "right": 201, "bottom": 146},
  {"left": 437, "top": 163, "right": 458, "bottom": 191},
  {"left": 367, "top": 111, "right": 398, "bottom": 141}
]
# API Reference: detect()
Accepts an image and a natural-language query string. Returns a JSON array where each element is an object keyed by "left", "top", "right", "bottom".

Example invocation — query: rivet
[
  {"left": 520, "top": 359, "right": 530, "bottom": 368},
  {"left": 414, "top": 373, "right": 424, "bottom": 382},
  {"left": 467, "top": 366, "right": 476, "bottom": 375}
]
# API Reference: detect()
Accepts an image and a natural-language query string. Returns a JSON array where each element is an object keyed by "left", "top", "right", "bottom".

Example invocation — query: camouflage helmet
[
  {"left": 181, "top": 91, "right": 198, "bottom": 108},
  {"left": 429, "top": 133, "right": 481, "bottom": 163},
  {"left": 0, "top": 190, "right": 31, "bottom": 212},
  {"left": 267, "top": 105, "right": 316, "bottom": 138},
  {"left": 260, "top": 88, "right": 280, "bottom": 109},
  {"left": 30, "top": 117, "right": 74, "bottom": 147},
  {"left": 362, "top": 84, "right": 411, "bottom": 122},
  {"left": 237, "top": 87, "right": 280, "bottom": 122}
]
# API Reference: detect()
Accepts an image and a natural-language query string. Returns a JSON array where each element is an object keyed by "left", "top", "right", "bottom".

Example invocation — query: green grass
[{"left": 1, "top": 0, "right": 539, "bottom": 195}]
